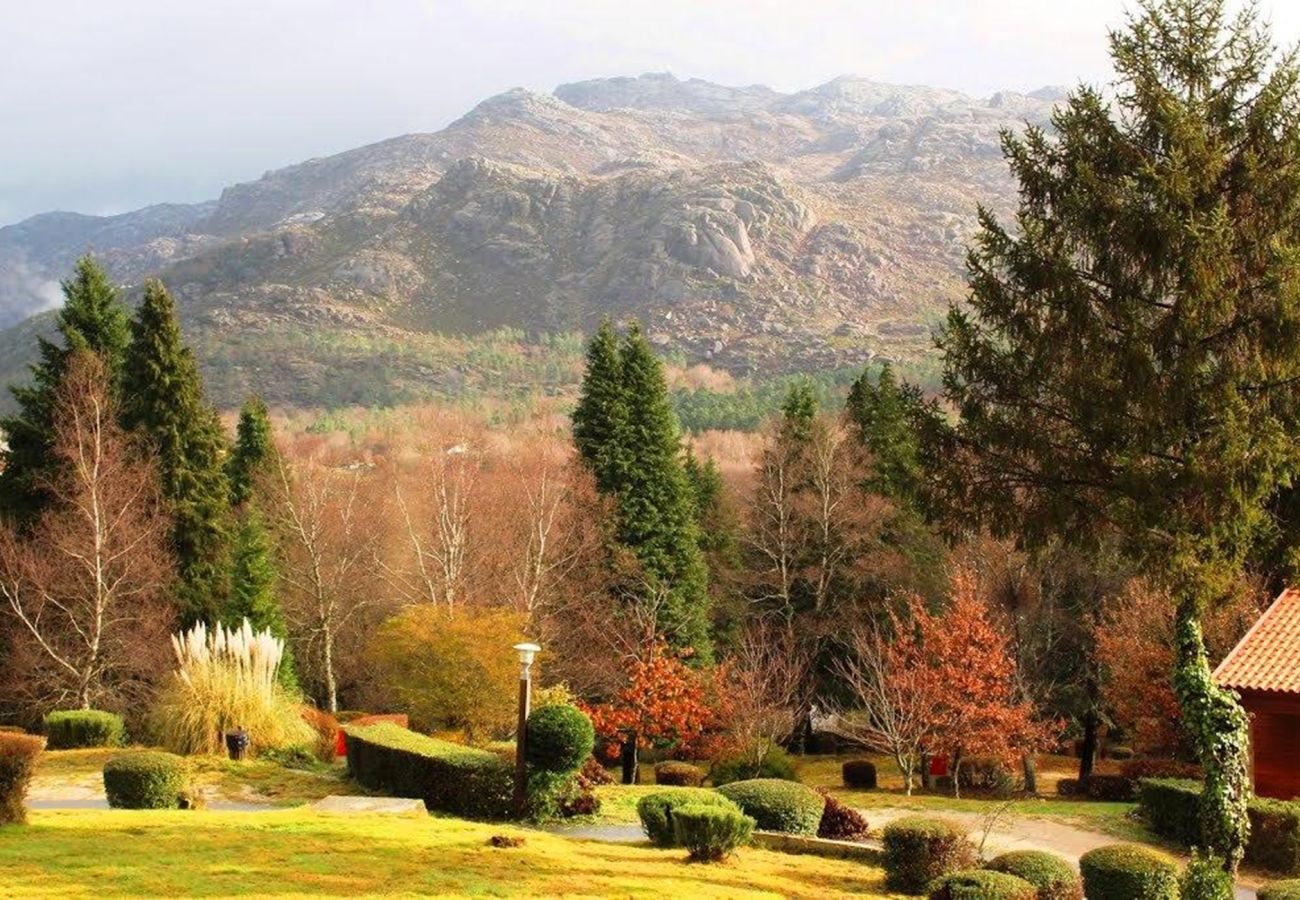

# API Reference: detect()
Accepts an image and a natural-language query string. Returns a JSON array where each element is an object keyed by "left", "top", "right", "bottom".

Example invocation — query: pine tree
[
  {"left": 122, "top": 279, "right": 232, "bottom": 624},
  {"left": 571, "top": 317, "right": 627, "bottom": 494},
  {"left": 228, "top": 511, "right": 297, "bottom": 690},
  {"left": 939, "top": 0, "right": 1300, "bottom": 868},
  {"left": 228, "top": 395, "right": 276, "bottom": 508},
  {"left": 846, "top": 363, "right": 927, "bottom": 506},
  {"left": 779, "top": 380, "right": 817, "bottom": 444},
  {"left": 0, "top": 255, "right": 130, "bottom": 523}
]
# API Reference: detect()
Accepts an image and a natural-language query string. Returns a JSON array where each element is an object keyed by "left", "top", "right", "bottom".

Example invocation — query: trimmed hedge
[
  {"left": 928, "top": 870, "right": 1037, "bottom": 900},
  {"left": 525, "top": 704, "right": 593, "bottom": 775},
  {"left": 1055, "top": 778, "right": 1081, "bottom": 796},
  {"left": 655, "top": 761, "right": 704, "bottom": 787},
  {"left": 843, "top": 758, "right": 878, "bottom": 789},
  {"left": 44, "top": 710, "right": 125, "bottom": 749},
  {"left": 986, "top": 850, "right": 1083, "bottom": 900},
  {"left": 1138, "top": 778, "right": 1300, "bottom": 873},
  {"left": 0, "top": 732, "right": 45, "bottom": 824},
  {"left": 882, "top": 816, "right": 976, "bottom": 894},
  {"left": 1078, "top": 844, "right": 1179, "bottom": 900},
  {"left": 637, "top": 788, "right": 740, "bottom": 847},
  {"left": 1080, "top": 774, "right": 1134, "bottom": 801},
  {"left": 344, "top": 723, "right": 513, "bottom": 819},
  {"left": 672, "top": 803, "right": 755, "bottom": 861},
  {"left": 1260, "top": 880, "right": 1300, "bottom": 900},
  {"left": 715, "top": 778, "right": 825, "bottom": 836},
  {"left": 709, "top": 747, "right": 797, "bottom": 786},
  {"left": 103, "top": 752, "right": 187, "bottom": 809}
]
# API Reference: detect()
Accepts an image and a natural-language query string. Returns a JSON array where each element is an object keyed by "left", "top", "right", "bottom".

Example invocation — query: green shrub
[
  {"left": 344, "top": 723, "right": 513, "bottom": 819},
  {"left": 636, "top": 788, "right": 740, "bottom": 847},
  {"left": 928, "top": 870, "right": 1037, "bottom": 900},
  {"left": 985, "top": 850, "right": 1082, "bottom": 900},
  {"left": 671, "top": 803, "right": 755, "bottom": 861},
  {"left": 1138, "top": 778, "right": 1300, "bottom": 872},
  {"left": 102, "top": 752, "right": 187, "bottom": 809},
  {"left": 43, "top": 710, "right": 125, "bottom": 749},
  {"left": 1259, "top": 879, "right": 1300, "bottom": 900},
  {"left": 709, "top": 747, "right": 797, "bottom": 786},
  {"left": 1078, "top": 844, "right": 1179, "bottom": 900},
  {"left": 958, "top": 757, "right": 1016, "bottom": 796},
  {"left": 1180, "top": 850, "right": 1233, "bottom": 900},
  {"left": 525, "top": 704, "right": 593, "bottom": 775},
  {"left": 655, "top": 761, "right": 704, "bottom": 787},
  {"left": 843, "top": 758, "right": 878, "bottom": 789},
  {"left": 0, "top": 733, "right": 45, "bottom": 824},
  {"left": 882, "top": 816, "right": 977, "bottom": 894},
  {"left": 817, "top": 789, "right": 870, "bottom": 841},
  {"left": 715, "top": 778, "right": 825, "bottom": 836}
]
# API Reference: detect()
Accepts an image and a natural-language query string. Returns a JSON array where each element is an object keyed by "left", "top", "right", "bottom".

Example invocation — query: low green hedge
[
  {"left": 525, "top": 704, "right": 593, "bottom": 775},
  {"left": 102, "top": 752, "right": 187, "bottom": 809},
  {"left": 985, "top": 850, "right": 1082, "bottom": 900},
  {"left": 928, "top": 870, "right": 1037, "bottom": 900},
  {"left": 654, "top": 761, "right": 704, "bottom": 787},
  {"left": 672, "top": 803, "right": 755, "bottom": 861},
  {"left": 637, "top": 788, "right": 740, "bottom": 847},
  {"left": 1078, "top": 844, "right": 1179, "bottom": 900},
  {"left": 1138, "top": 778, "right": 1300, "bottom": 873},
  {"left": 843, "top": 758, "right": 878, "bottom": 789},
  {"left": 715, "top": 778, "right": 825, "bottom": 836},
  {"left": 44, "top": 710, "right": 125, "bottom": 749},
  {"left": 344, "top": 723, "right": 513, "bottom": 819},
  {"left": 1260, "top": 880, "right": 1300, "bottom": 900},
  {"left": 882, "top": 816, "right": 976, "bottom": 894}
]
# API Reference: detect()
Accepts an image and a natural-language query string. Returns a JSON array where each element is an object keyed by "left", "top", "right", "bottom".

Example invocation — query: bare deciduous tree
[
  {"left": 0, "top": 353, "right": 172, "bottom": 712},
  {"left": 723, "top": 622, "right": 808, "bottom": 775}
]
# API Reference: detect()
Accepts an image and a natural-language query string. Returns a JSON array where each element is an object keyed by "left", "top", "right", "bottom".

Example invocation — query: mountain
[{"left": 0, "top": 73, "right": 1058, "bottom": 410}]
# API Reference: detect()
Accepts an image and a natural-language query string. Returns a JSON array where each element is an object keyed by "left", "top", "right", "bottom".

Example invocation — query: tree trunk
[
  {"left": 1078, "top": 711, "right": 1099, "bottom": 781},
  {"left": 323, "top": 629, "right": 339, "bottom": 713},
  {"left": 1022, "top": 753, "right": 1038, "bottom": 796},
  {"left": 1173, "top": 601, "right": 1251, "bottom": 873}
]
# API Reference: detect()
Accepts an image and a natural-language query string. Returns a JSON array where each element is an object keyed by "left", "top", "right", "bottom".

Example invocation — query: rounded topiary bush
[
  {"left": 715, "top": 778, "right": 825, "bottom": 836},
  {"left": 843, "top": 758, "right": 878, "bottom": 789},
  {"left": 882, "top": 816, "right": 977, "bottom": 894},
  {"left": 1078, "top": 844, "right": 1179, "bottom": 900},
  {"left": 1260, "top": 880, "right": 1300, "bottom": 900},
  {"left": 637, "top": 788, "right": 740, "bottom": 847},
  {"left": 986, "top": 850, "right": 1082, "bottom": 900},
  {"left": 0, "top": 732, "right": 46, "bottom": 825},
  {"left": 525, "top": 704, "right": 594, "bottom": 775},
  {"left": 671, "top": 803, "right": 755, "bottom": 861},
  {"left": 709, "top": 747, "right": 797, "bottom": 786},
  {"left": 655, "top": 761, "right": 704, "bottom": 787},
  {"left": 928, "top": 870, "right": 1037, "bottom": 900},
  {"left": 103, "top": 752, "right": 187, "bottom": 809},
  {"left": 44, "top": 710, "right": 125, "bottom": 749}
]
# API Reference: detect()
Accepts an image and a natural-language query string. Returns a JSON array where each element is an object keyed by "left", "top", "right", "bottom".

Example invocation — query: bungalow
[{"left": 1214, "top": 589, "right": 1300, "bottom": 800}]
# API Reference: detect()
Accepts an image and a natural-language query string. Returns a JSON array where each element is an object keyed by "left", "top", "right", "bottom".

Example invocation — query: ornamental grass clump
[
  {"left": 152, "top": 619, "right": 313, "bottom": 756},
  {"left": 0, "top": 732, "right": 45, "bottom": 824}
]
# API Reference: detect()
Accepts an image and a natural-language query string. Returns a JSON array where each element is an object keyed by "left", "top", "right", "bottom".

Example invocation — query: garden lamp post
[{"left": 512, "top": 642, "right": 541, "bottom": 815}]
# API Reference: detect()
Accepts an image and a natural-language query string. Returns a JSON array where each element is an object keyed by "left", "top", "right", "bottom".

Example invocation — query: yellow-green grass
[
  {"left": 35, "top": 748, "right": 357, "bottom": 806},
  {"left": 0, "top": 809, "right": 898, "bottom": 898}
]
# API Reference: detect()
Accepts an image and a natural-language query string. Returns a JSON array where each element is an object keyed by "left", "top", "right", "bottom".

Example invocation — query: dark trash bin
[{"left": 225, "top": 726, "right": 249, "bottom": 761}]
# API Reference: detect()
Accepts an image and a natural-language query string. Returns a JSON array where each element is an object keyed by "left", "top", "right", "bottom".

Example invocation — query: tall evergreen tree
[
  {"left": 0, "top": 255, "right": 130, "bottom": 523},
  {"left": 228, "top": 511, "right": 297, "bottom": 689},
  {"left": 122, "top": 279, "right": 232, "bottom": 624},
  {"left": 228, "top": 395, "right": 277, "bottom": 508},
  {"left": 939, "top": 0, "right": 1300, "bottom": 868},
  {"left": 571, "top": 317, "right": 627, "bottom": 494},
  {"left": 846, "top": 364, "right": 928, "bottom": 506},
  {"left": 779, "top": 380, "right": 817, "bottom": 444}
]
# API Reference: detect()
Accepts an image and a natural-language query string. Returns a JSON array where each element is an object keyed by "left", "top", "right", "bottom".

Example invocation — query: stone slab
[{"left": 311, "top": 795, "right": 425, "bottom": 816}]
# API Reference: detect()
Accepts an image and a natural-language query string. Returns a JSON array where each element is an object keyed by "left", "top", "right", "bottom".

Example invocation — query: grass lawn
[{"left": 0, "top": 808, "right": 898, "bottom": 898}]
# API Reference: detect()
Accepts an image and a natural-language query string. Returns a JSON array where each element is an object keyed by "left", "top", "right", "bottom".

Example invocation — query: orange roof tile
[{"left": 1214, "top": 589, "right": 1300, "bottom": 695}]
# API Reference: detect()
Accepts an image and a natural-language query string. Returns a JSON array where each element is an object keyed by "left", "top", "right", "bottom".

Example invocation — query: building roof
[{"left": 1215, "top": 589, "right": 1300, "bottom": 695}]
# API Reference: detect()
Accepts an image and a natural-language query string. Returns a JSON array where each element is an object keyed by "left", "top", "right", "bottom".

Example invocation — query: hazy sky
[{"left": 3, "top": 0, "right": 1298, "bottom": 226}]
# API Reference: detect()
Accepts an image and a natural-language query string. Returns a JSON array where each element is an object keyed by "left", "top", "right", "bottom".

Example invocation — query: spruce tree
[
  {"left": 122, "top": 279, "right": 232, "bottom": 624},
  {"left": 0, "top": 255, "right": 130, "bottom": 523},
  {"left": 616, "top": 325, "right": 712, "bottom": 658},
  {"left": 779, "top": 380, "right": 817, "bottom": 444},
  {"left": 939, "top": 0, "right": 1300, "bottom": 868},
  {"left": 228, "top": 512, "right": 297, "bottom": 690},
  {"left": 571, "top": 317, "right": 627, "bottom": 494},
  {"left": 228, "top": 395, "right": 277, "bottom": 508},
  {"left": 846, "top": 364, "right": 927, "bottom": 506}
]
